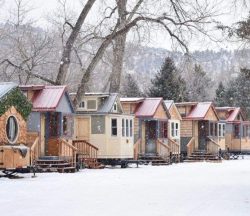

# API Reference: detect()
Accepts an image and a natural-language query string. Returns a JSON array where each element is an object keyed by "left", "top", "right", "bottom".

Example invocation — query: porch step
[
  {"left": 138, "top": 154, "right": 170, "bottom": 166},
  {"left": 184, "top": 151, "right": 221, "bottom": 163},
  {"left": 35, "top": 157, "right": 76, "bottom": 173}
]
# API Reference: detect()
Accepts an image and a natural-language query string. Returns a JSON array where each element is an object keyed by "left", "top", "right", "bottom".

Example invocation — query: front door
[
  {"left": 75, "top": 117, "right": 90, "bottom": 141},
  {"left": 45, "top": 112, "right": 61, "bottom": 156},
  {"left": 145, "top": 121, "right": 157, "bottom": 154},
  {"left": 198, "top": 121, "right": 208, "bottom": 150}
]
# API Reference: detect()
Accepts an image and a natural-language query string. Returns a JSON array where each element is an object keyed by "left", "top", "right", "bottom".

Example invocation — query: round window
[{"left": 6, "top": 116, "right": 18, "bottom": 143}]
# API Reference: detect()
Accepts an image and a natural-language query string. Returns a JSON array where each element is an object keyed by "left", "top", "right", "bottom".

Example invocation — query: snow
[{"left": 1, "top": 158, "right": 250, "bottom": 216}]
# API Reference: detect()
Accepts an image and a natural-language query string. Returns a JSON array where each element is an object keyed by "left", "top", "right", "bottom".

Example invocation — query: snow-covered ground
[{"left": 1, "top": 157, "right": 250, "bottom": 216}]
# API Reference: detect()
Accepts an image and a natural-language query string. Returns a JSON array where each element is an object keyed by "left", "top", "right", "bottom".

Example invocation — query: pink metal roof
[
  {"left": 185, "top": 102, "right": 214, "bottom": 120},
  {"left": 135, "top": 98, "right": 162, "bottom": 117},
  {"left": 32, "top": 86, "right": 66, "bottom": 111},
  {"left": 216, "top": 107, "right": 244, "bottom": 122}
]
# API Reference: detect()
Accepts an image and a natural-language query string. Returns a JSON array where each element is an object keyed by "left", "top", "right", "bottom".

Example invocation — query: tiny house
[
  {"left": 74, "top": 93, "right": 134, "bottom": 164},
  {"left": 20, "top": 85, "right": 75, "bottom": 164},
  {"left": 216, "top": 107, "right": 250, "bottom": 153},
  {"left": 176, "top": 102, "right": 220, "bottom": 155},
  {"left": 164, "top": 100, "right": 182, "bottom": 144},
  {"left": 0, "top": 83, "right": 32, "bottom": 170},
  {"left": 120, "top": 98, "right": 180, "bottom": 160}
]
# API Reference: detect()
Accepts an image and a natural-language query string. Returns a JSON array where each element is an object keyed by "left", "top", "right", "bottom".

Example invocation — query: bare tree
[{"left": 55, "top": 0, "right": 96, "bottom": 84}]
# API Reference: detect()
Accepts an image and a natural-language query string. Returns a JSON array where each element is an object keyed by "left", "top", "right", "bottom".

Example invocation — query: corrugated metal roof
[
  {"left": 98, "top": 93, "right": 118, "bottom": 113},
  {"left": 0, "top": 82, "right": 18, "bottom": 100},
  {"left": 135, "top": 98, "right": 162, "bottom": 117},
  {"left": 32, "top": 86, "right": 67, "bottom": 111},
  {"left": 164, "top": 100, "right": 173, "bottom": 109},
  {"left": 216, "top": 107, "right": 243, "bottom": 122},
  {"left": 120, "top": 97, "right": 144, "bottom": 103},
  {"left": 185, "top": 102, "right": 213, "bottom": 120}
]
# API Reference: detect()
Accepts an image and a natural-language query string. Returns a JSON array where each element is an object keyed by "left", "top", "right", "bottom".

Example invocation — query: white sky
[{"left": 0, "top": 0, "right": 249, "bottom": 52}]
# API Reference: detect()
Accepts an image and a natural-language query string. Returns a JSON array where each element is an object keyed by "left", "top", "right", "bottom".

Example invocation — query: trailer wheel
[{"left": 121, "top": 161, "right": 128, "bottom": 168}]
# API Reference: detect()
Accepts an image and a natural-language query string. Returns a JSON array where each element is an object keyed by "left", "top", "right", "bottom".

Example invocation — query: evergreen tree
[
  {"left": 187, "top": 64, "right": 213, "bottom": 102},
  {"left": 214, "top": 81, "right": 227, "bottom": 106},
  {"left": 122, "top": 74, "right": 143, "bottom": 97},
  {"left": 148, "top": 57, "right": 188, "bottom": 101}
]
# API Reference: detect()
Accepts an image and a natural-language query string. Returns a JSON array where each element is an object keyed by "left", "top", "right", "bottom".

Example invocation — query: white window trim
[
  {"left": 78, "top": 100, "right": 87, "bottom": 111},
  {"left": 86, "top": 99, "right": 97, "bottom": 111},
  {"left": 111, "top": 118, "right": 118, "bottom": 137},
  {"left": 169, "top": 120, "right": 180, "bottom": 139},
  {"left": 113, "top": 102, "right": 118, "bottom": 113},
  {"left": 218, "top": 123, "right": 225, "bottom": 137}
]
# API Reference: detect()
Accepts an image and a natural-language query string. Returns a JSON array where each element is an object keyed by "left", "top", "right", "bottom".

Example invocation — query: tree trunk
[
  {"left": 109, "top": 0, "right": 127, "bottom": 93},
  {"left": 56, "top": 0, "right": 96, "bottom": 85}
]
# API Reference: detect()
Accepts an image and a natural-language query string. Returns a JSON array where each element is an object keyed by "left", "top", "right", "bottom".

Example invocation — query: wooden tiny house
[
  {"left": 20, "top": 85, "right": 77, "bottom": 170},
  {"left": 215, "top": 107, "right": 250, "bottom": 153},
  {"left": 0, "top": 83, "right": 32, "bottom": 170},
  {"left": 121, "top": 98, "right": 180, "bottom": 162},
  {"left": 74, "top": 93, "right": 134, "bottom": 164},
  {"left": 176, "top": 102, "right": 220, "bottom": 156}
]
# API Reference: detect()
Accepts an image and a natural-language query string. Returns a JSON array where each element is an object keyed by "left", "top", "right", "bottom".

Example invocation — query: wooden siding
[
  {"left": 0, "top": 106, "right": 27, "bottom": 145},
  {"left": 204, "top": 107, "right": 218, "bottom": 121},
  {"left": 153, "top": 103, "right": 168, "bottom": 119},
  {"left": 0, "top": 145, "right": 30, "bottom": 169},
  {"left": 169, "top": 105, "right": 182, "bottom": 120},
  {"left": 218, "top": 137, "right": 226, "bottom": 150},
  {"left": 74, "top": 116, "right": 90, "bottom": 141},
  {"left": 180, "top": 120, "right": 193, "bottom": 137}
]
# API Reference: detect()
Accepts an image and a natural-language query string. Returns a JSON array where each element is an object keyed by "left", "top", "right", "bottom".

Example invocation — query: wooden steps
[
  {"left": 35, "top": 156, "right": 76, "bottom": 173},
  {"left": 78, "top": 157, "right": 105, "bottom": 169},
  {"left": 184, "top": 150, "right": 221, "bottom": 163},
  {"left": 139, "top": 154, "right": 170, "bottom": 166}
]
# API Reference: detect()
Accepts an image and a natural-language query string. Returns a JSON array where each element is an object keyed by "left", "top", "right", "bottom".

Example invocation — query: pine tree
[
  {"left": 122, "top": 74, "right": 143, "bottom": 97},
  {"left": 214, "top": 81, "right": 227, "bottom": 106},
  {"left": 187, "top": 64, "right": 213, "bottom": 102},
  {"left": 148, "top": 57, "right": 188, "bottom": 101}
]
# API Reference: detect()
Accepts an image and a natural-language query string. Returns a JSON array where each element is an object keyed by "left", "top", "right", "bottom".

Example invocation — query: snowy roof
[
  {"left": 98, "top": 93, "right": 119, "bottom": 113},
  {"left": 135, "top": 98, "right": 166, "bottom": 117},
  {"left": 0, "top": 82, "right": 18, "bottom": 100},
  {"left": 216, "top": 107, "right": 245, "bottom": 122},
  {"left": 120, "top": 97, "right": 144, "bottom": 103},
  {"left": 185, "top": 102, "right": 217, "bottom": 120},
  {"left": 31, "top": 85, "right": 73, "bottom": 112},
  {"left": 19, "top": 85, "right": 45, "bottom": 91}
]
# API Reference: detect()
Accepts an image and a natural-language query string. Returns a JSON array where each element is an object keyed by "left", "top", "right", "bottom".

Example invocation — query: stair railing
[
  {"left": 30, "top": 136, "right": 39, "bottom": 165},
  {"left": 134, "top": 139, "right": 141, "bottom": 160},
  {"left": 59, "top": 139, "right": 77, "bottom": 167},
  {"left": 168, "top": 138, "right": 180, "bottom": 155},
  {"left": 72, "top": 140, "right": 98, "bottom": 159},
  {"left": 187, "top": 137, "right": 195, "bottom": 156},
  {"left": 157, "top": 139, "right": 170, "bottom": 161},
  {"left": 206, "top": 137, "right": 220, "bottom": 154}
]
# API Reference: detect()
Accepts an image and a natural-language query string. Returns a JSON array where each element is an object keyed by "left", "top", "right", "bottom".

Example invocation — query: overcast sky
[{"left": 0, "top": 0, "right": 249, "bottom": 51}]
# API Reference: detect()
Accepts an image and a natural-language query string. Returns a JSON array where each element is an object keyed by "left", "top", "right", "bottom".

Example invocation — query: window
[
  {"left": 111, "top": 119, "right": 117, "bottom": 136},
  {"left": 126, "top": 119, "right": 129, "bottom": 137},
  {"left": 113, "top": 102, "right": 117, "bottom": 112},
  {"left": 130, "top": 119, "right": 133, "bottom": 137},
  {"left": 233, "top": 124, "right": 240, "bottom": 138},
  {"left": 170, "top": 121, "right": 179, "bottom": 138},
  {"left": 63, "top": 115, "right": 73, "bottom": 137},
  {"left": 87, "top": 100, "right": 97, "bottom": 110},
  {"left": 122, "top": 119, "right": 125, "bottom": 137},
  {"left": 79, "top": 101, "right": 85, "bottom": 109},
  {"left": 218, "top": 123, "right": 225, "bottom": 137},
  {"left": 209, "top": 122, "right": 218, "bottom": 136},
  {"left": 91, "top": 116, "right": 105, "bottom": 134},
  {"left": 6, "top": 116, "right": 18, "bottom": 143}
]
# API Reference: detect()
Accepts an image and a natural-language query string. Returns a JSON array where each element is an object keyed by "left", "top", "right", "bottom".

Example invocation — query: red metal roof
[
  {"left": 216, "top": 107, "right": 244, "bottom": 122},
  {"left": 135, "top": 98, "right": 162, "bottom": 117},
  {"left": 185, "top": 102, "right": 216, "bottom": 120},
  {"left": 32, "top": 86, "right": 66, "bottom": 111}
]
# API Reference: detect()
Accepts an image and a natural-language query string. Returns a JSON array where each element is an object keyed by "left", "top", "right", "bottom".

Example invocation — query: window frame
[
  {"left": 122, "top": 119, "right": 125, "bottom": 137},
  {"left": 111, "top": 118, "right": 118, "bottom": 136},
  {"left": 6, "top": 115, "right": 19, "bottom": 144},
  {"left": 87, "top": 99, "right": 97, "bottom": 111},
  {"left": 129, "top": 119, "right": 133, "bottom": 137},
  {"left": 170, "top": 120, "right": 180, "bottom": 139},
  {"left": 218, "top": 123, "right": 225, "bottom": 137},
  {"left": 78, "top": 100, "right": 87, "bottom": 110}
]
